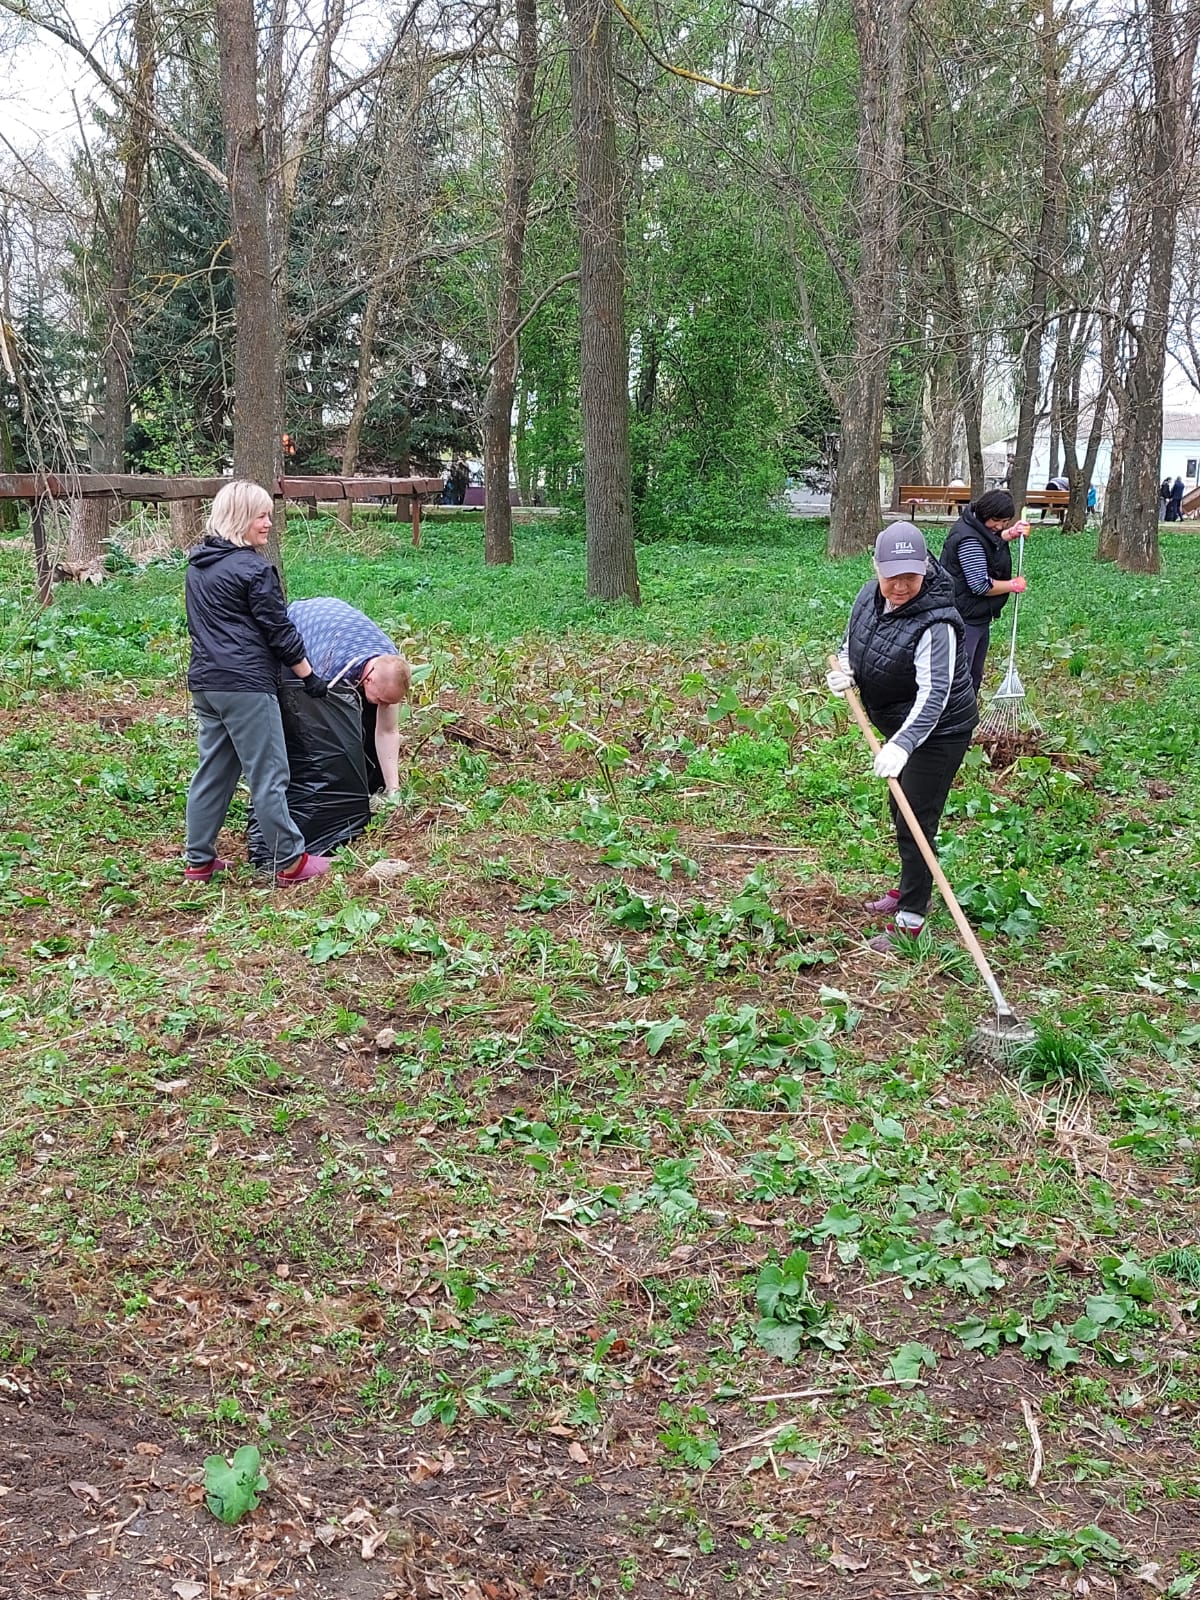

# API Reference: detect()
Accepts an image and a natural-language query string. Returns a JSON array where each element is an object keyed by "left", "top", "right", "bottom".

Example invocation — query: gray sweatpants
[{"left": 185, "top": 689, "right": 305, "bottom": 870}]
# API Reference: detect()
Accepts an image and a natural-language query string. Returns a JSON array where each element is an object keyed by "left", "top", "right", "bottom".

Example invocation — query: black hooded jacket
[
  {"left": 939, "top": 507, "right": 1012, "bottom": 625},
  {"left": 844, "top": 557, "right": 978, "bottom": 746},
  {"left": 185, "top": 538, "right": 308, "bottom": 695}
]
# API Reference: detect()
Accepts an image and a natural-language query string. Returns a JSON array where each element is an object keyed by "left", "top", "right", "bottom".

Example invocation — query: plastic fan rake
[{"left": 979, "top": 534, "right": 1040, "bottom": 739}]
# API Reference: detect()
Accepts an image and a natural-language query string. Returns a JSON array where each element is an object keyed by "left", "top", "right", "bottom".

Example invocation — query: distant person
[
  {"left": 825, "top": 525, "right": 978, "bottom": 953},
  {"left": 1087, "top": 484, "right": 1098, "bottom": 516},
  {"left": 183, "top": 481, "right": 332, "bottom": 885},
  {"left": 287, "top": 597, "right": 412, "bottom": 797},
  {"left": 449, "top": 458, "right": 470, "bottom": 505},
  {"left": 1159, "top": 476, "right": 1173, "bottom": 521},
  {"left": 1042, "top": 474, "right": 1069, "bottom": 521},
  {"left": 1167, "top": 476, "right": 1185, "bottom": 521},
  {"left": 938, "top": 488, "right": 1030, "bottom": 694}
]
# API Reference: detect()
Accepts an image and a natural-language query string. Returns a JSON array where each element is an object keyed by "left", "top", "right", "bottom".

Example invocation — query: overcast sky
[{"left": 2, "top": 3, "right": 116, "bottom": 153}]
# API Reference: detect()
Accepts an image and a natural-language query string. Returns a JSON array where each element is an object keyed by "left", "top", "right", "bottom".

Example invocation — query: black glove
[{"left": 302, "top": 672, "right": 329, "bottom": 698}]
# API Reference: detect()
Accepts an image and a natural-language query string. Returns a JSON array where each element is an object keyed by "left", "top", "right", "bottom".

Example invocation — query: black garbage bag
[{"left": 247, "top": 682, "right": 370, "bottom": 866}]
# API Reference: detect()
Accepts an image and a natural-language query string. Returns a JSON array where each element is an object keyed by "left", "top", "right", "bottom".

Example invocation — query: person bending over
[
  {"left": 287, "top": 596, "right": 412, "bottom": 796},
  {"left": 826, "top": 525, "right": 979, "bottom": 953},
  {"left": 939, "top": 488, "right": 1030, "bottom": 694},
  {"left": 184, "top": 481, "right": 332, "bottom": 884}
]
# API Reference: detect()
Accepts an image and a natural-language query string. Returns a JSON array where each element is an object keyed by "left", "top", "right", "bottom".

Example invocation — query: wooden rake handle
[{"left": 828, "top": 655, "right": 1015, "bottom": 1020}]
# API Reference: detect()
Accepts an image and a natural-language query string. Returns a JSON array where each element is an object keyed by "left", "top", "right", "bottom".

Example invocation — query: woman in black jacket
[
  {"left": 183, "top": 481, "right": 332, "bottom": 884},
  {"left": 938, "top": 489, "right": 1029, "bottom": 693},
  {"left": 826, "top": 525, "right": 978, "bottom": 952}
]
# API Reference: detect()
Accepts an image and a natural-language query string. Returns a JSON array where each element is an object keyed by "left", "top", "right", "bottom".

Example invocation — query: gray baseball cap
[{"left": 874, "top": 523, "right": 928, "bottom": 577}]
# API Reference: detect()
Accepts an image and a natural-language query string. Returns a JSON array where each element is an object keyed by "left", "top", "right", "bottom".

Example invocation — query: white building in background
[{"left": 983, "top": 407, "right": 1200, "bottom": 495}]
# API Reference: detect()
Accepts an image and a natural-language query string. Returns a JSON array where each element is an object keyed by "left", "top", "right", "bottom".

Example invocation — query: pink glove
[{"left": 1010, "top": 576, "right": 1027, "bottom": 594}]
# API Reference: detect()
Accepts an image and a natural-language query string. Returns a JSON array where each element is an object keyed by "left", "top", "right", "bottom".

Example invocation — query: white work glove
[
  {"left": 873, "top": 741, "right": 909, "bottom": 779},
  {"left": 369, "top": 791, "right": 403, "bottom": 815},
  {"left": 826, "top": 666, "right": 855, "bottom": 694}
]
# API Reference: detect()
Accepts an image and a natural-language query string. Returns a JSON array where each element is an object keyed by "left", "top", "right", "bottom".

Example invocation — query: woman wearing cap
[{"left": 826, "top": 524, "right": 979, "bottom": 952}]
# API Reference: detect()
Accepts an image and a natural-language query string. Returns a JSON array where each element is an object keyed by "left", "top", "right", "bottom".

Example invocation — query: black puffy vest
[
  {"left": 940, "top": 508, "right": 1012, "bottom": 624},
  {"left": 845, "top": 559, "right": 979, "bottom": 741}
]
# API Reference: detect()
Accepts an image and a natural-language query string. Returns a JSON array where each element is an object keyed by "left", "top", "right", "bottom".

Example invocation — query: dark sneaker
[
  {"left": 184, "top": 857, "right": 230, "bottom": 882},
  {"left": 276, "top": 852, "right": 332, "bottom": 884},
  {"left": 868, "top": 920, "right": 925, "bottom": 953},
  {"left": 863, "top": 888, "right": 901, "bottom": 915}
]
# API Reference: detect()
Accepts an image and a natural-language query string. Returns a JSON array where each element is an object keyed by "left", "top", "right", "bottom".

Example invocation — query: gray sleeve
[{"left": 891, "top": 624, "right": 957, "bottom": 752}]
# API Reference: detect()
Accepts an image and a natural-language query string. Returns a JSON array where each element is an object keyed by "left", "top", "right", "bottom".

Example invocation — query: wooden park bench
[
  {"left": 1024, "top": 489, "right": 1070, "bottom": 523},
  {"left": 898, "top": 484, "right": 973, "bottom": 517},
  {"left": 900, "top": 484, "right": 1073, "bottom": 523},
  {"left": 1179, "top": 487, "right": 1200, "bottom": 520}
]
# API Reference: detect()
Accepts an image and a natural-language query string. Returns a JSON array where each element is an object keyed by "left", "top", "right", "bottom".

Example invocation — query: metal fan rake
[{"left": 979, "top": 533, "right": 1040, "bottom": 741}]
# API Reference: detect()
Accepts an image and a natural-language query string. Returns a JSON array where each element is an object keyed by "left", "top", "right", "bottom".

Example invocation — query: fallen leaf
[
  {"left": 361, "top": 1526, "right": 389, "bottom": 1559},
  {"left": 134, "top": 1442, "right": 163, "bottom": 1457},
  {"left": 1132, "top": 1566, "right": 1163, "bottom": 1593},
  {"left": 906, "top": 1561, "right": 938, "bottom": 1585},
  {"left": 170, "top": 1583, "right": 205, "bottom": 1600},
  {"left": 829, "top": 1540, "right": 869, "bottom": 1574},
  {"left": 152, "top": 1078, "right": 190, "bottom": 1096},
  {"left": 375, "top": 1028, "right": 399, "bottom": 1049},
  {"left": 567, "top": 1442, "right": 588, "bottom": 1465},
  {"left": 69, "top": 1480, "right": 101, "bottom": 1504}
]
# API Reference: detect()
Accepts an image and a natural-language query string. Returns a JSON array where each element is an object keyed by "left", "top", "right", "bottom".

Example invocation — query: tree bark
[
  {"left": 170, "top": 497, "right": 203, "bottom": 549},
  {"left": 97, "top": 0, "right": 155, "bottom": 475},
  {"left": 0, "top": 403, "right": 16, "bottom": 531},
  {"left": 1115, "top": 0, "right": 1199, "bottom": 572},
  {"left": 63, "top": 497, "right": 112, "bottom": 578},
  {"left": 565, "top": 0, "right": 640, "bottom": 603},
  {"left": 216, "top": 0, "right": 283, "bottom": 564},
  {"left": 1007, "top": 0, "right": 1066, "bottom": 514},
  {"left": 483, "top": 0, "right": 537, "bottom": 567},
  {"left": 338, "top": 281, "right": 382, "bottom": 527},
  {"left": 827, "top": 0, "right": 911, "bottom": 556}
]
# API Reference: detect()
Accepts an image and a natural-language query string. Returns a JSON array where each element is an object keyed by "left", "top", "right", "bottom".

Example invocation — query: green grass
[{"left": 2, "top": 510, "right": 1200, "bottom": 1594}]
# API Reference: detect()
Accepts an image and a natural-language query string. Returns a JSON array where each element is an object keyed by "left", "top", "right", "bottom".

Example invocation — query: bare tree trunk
[
  {"left": 514, "top": 372, "right": 533, "bottom": 504},
  {"left": 916, "top": 71, "right": 983, "bottom": 495},
  {"left": 828, "top": 0, "right": 911, "bottom": 556},
  {"left": 926, "top": 357, "right": 955, "bottom": 482},
  {"left": 1097, "top": 397, "right": 1126, "bottom": 560},
  {"left": 217, "top": 0, "right": 283, "bottom": 563},
  {"left": 97, "top": 0, "right": 155, "bottom": 475},
  {"left": 1007, "top": 0, "right": 1065, "bottom": 513},
  {"left": 565, "top": 0, "right": 640, "bottom": 602},
  {"left": 0, "top": 405, "right": 16, "bottom": 531},
  {"left": 170, "top": 497, "right": 203, "bottom": 549},
  {"left": 337, "top": 281, "right": 382, "bottom": 527},
  {"left": 483, "top": 0, "right": 537, "bottom": 567},
  {"left": 63, "top": 498, "right": 111, "bottom": 578},
  {"left": 1117, "top": 0, "right": 1199, "bottom": 571}
]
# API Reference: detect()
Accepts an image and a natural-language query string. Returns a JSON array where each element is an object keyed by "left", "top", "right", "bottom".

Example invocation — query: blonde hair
[
  {"left": 207, "top": 480, "right": 274, "bottom": 546},
  {"left": 364, "top": 654, "right": 412, "bottom": 705}
]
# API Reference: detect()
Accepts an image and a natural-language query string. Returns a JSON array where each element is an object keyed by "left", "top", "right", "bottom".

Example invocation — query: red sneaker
[
  {"left": 184, "top": 857, "right": 230, "bottom": 882},
  {"left": 864, "top": 888, "right": 901, "bottom": 915},
  {"left": 276, "top": 852, "right": 332, "bottom": 884}
]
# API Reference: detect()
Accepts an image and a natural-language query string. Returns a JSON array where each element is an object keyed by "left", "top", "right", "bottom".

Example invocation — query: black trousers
[{"left": 888, "top": 731, "right": 974, "bottom": 919}]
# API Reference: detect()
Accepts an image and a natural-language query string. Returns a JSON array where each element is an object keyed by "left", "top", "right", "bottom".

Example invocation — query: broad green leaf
[{"left": 203, "top": 1445, "right": 268, "bottom": 1525}]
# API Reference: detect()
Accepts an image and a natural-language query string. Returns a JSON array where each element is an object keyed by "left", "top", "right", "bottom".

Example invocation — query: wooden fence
[{"left": 0, "top": 474, "right": 445, "bottom": 604}]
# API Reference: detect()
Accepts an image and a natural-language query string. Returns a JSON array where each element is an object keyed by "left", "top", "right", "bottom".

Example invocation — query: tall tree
[
  {"left": 483, "top": 0, "right": 538, "bottom": 567},
  {"left": 97, "top": 0, "right": 156, "bottom": 474},
  {"left": 1115, "top": 0, "right": 1200, "bottom": 571},
  {"left": 825, "top": 0, "right": 912, "bottom": 555},
  {"left": 216, "top": 0, "right": 282, "bottom": 556},
  {"left": 565, "top": 0, "right": 640, "bottom": 603}
]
